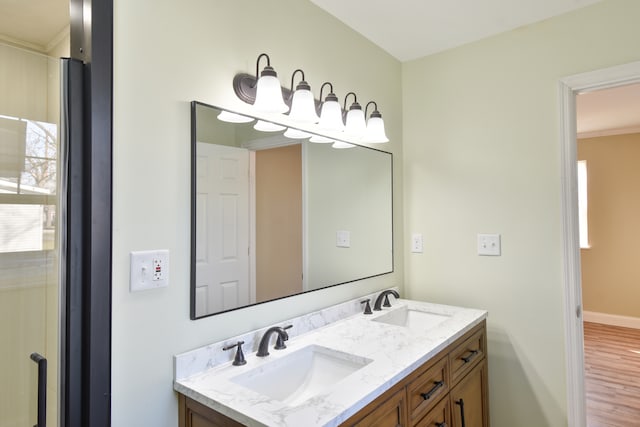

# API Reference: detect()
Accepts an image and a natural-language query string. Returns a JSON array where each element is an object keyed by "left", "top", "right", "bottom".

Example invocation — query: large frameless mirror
[{"left": 191, "top": 101, "right": 393, "bottom": 318}]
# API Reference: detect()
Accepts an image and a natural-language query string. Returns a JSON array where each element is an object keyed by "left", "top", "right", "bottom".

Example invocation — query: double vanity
[{"left": 174, "top": 291, "right": 489, "bottom": 427}]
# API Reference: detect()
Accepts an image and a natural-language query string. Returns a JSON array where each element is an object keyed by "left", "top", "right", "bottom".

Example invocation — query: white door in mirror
[{"left": 130, "top": 250, "right": 169, "bottom": 291}]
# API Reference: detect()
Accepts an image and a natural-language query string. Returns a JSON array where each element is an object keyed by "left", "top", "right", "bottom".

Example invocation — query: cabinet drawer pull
[
  {"left": 460, "top": 349, "right": 479, "bottom": 364},
  {"left": 435, "top": 423, "right": 448, "bottom": 427},
  {"left": 455, "top": 399, "right": 466, "bottom": 427},
  {"left": 420, "top": 380, "right": 444, "bottom": 400}
]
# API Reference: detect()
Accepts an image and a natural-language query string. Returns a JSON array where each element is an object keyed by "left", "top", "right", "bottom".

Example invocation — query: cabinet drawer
[
  {"left": 407, "top": 355, "right": 449, "bottom": 423},
  {"left": 414, "top": 396, "right": 450, "bottom": 427},
  {"left": 449, "top": 323, "right": 485, "bottom": 386}
]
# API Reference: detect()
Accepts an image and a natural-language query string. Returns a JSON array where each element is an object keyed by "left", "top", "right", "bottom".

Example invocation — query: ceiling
[
  {"left": 2, "top": 0, "right": 636, "bottom": 137},
  {"left": 577, "top": 83, "right": 640, "bottom": 138},
  {"left": 0, "top": 0, "right": 69, "bottom": 52},
  {"left": 310, "top": 0, "right": 603, "bottom": 61}
]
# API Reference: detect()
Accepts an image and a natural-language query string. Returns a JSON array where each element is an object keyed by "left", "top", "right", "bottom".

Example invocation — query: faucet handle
[
  {"left": 383, "top": 294, "right": 392, "bottom": 308},
  {"left": 223, "top": 341, "right": 247, "bottom": 366},
  {"left": 360, "top": 299, "right": 373, "bottom": 315},
  {"left": 275, "top": 325, "right": 293, "bottom": 350}
]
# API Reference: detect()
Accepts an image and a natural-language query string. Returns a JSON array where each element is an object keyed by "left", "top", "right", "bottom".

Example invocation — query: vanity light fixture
[
  {"left": 252, "top": 53, "right": 289, "bottom": 114},
  {"left": 230, "top": 54, "right": 388, "bottom": 145},
  {"left": 288, "top": 69, "right": 319, "bottom": 124},
  {"left": 217, "top": 110, "right": 254, "bottom": 124},
  {"left": 362, "top": 101, "right": 389, "bottom": 143},
  {"left": 343, "top": 92, "right": 366, "bottom": 138}
]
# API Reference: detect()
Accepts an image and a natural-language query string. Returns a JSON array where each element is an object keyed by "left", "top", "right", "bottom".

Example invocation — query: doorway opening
[
  {"left": 576, "top": 82, "right": 640, "bottom": 425},
  {"left": 559, "top": 61, "right": 640, "bottom": 427}
]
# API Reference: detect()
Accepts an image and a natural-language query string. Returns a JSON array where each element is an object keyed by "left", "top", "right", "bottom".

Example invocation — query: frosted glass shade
[
  {"left": 284, "top": 128, "right": 311, "bottom": 139},
  {"left": 254, "top": 120, "right": 286, "bottom": 132},
  {"left": 309, "top": 135, "right": 334, "bottom": 143},
  {"left": 363, "top": 116, "right": 389, "bottom": 143},
  {"left": 344, "top": 108, "right": 366, "bottom": 137},
  {"left": 317, "top": 100, "right": 344, "bottom": 132},
  {"left": 289, "top": 88, "right": 319, "bottom": 124},
  {"left": 217, "top": 111, "right": 254, "bottom": 123},
  {"left": 253, "top": 74, "right": 289, "bottom": 114},
  {"left": 332, "top": 141, "right": 355, "bottom": 149}
]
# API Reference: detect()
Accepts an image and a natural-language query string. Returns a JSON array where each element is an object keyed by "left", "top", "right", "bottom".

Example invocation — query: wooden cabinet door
[
  {"left": 449, "top": 361, "right": 489, "bottom": 427},
  {"left": 179, "top": 395, "right": 244, "bottom": 427},
  {"left": 351, "top": 388, "right": 408, "bottom": 427}
]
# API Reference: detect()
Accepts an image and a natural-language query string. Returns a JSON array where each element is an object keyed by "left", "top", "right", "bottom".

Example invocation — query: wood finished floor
[{"left": 584, "top": 322, "right": 640, "bottom": 427}]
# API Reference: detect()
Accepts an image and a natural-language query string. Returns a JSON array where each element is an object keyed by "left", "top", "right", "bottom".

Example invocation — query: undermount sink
[
  {"left": 230, "top": 345, "right": 372, "bottom": 406},
  {"left": 372, "top": 306, "right": 450, "bottom": 330}
]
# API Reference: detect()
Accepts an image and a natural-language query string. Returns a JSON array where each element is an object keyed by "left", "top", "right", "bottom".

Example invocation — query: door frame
[{"left": 559, "top": 60, "right": 640, "bottom": 427}]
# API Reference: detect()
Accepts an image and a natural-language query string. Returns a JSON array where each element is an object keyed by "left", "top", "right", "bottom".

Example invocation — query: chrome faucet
[
  {"left": 256, "top": 326, "right": 289, "bottom": 357},
  {"left": 373, "top": 289, "right": 400, "bottom": 311}
]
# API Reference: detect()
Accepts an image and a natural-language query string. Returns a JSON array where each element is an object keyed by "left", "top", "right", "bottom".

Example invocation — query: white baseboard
[{"left": 583, "top": 311, "right": 640, "bottom": 330}]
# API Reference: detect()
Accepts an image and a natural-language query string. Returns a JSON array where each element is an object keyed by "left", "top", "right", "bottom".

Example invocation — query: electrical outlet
[
  {"left": 130, "top": 250, "right": 169, "bottom": 291},
  {"left": 153, "top": 257, "right": 165, "bottom": 281}
]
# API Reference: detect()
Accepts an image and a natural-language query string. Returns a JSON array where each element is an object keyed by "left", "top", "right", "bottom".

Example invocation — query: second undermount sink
[
  {"left": 230, "top": 345, "right": 372, "bottom": 406},
  {"left": 372, "top": 306, "right": 451, "bottom": 331}
]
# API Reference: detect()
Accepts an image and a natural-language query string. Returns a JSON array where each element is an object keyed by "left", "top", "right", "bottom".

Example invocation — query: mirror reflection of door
[
  {"left": 194, "top": 142, "right": 303, "bottom": 317},
  {"left": 255, "top": 144, "right": 303, "bottom": 302},
  {"left": 195, "top": 143, "right": 250, "bottom": 316}
]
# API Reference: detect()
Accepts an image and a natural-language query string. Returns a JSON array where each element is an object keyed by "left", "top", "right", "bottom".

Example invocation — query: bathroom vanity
[{"left": 174, "top": 294, "right": 489, "bottom": 427}]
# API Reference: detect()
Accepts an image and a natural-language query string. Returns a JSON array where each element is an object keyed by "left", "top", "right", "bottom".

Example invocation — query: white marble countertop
[{"left": 174, "top": 296, "right": 487, "bottom": 427}]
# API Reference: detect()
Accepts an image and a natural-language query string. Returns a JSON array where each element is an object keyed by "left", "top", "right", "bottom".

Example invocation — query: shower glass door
[{"left": 0, "top": 43, "right": 62, "bottom": 427}]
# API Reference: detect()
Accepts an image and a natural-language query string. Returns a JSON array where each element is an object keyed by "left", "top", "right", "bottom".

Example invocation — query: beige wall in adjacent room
[
  {"left": 402, "top": 0, "right": 640, "bottom": 426},
  {"left": 256, "top": 144, "right": 303, "bottom": 301},
  {"left": 579, "top": 132, "right": 640, "bottom": 318},
  {"left": 111, "top": 0, "right": 403, "bottom": 425}
]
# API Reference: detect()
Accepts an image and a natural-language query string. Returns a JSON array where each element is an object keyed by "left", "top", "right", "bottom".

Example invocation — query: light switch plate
[
  {"left": 130, "top": 250, "right": 169, "bottom": 291},
  {"left": 477, "top": 234, "right": 501, "bottom": 256},
  {"left": 336, "top": 230, "right": 351, "bottom": 248},
  {"left": 411, "top": 233, "right": 423, "bottom": 253}
]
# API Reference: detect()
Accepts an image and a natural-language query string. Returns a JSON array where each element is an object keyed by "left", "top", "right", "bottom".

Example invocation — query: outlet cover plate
[
  {"left": 411, "top": 233, "right": 423, "bottom": 253},
  {"left": 130, "top": 249, "right": 169, "bottom": 291}
]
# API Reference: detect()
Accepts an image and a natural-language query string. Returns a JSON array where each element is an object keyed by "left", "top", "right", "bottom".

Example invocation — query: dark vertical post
[
  {"left": 66, "top": 0, "right": 113, "bottom": 425},
  {"left": 85, "top": 0, "right": 113, "bottom": 424}
]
